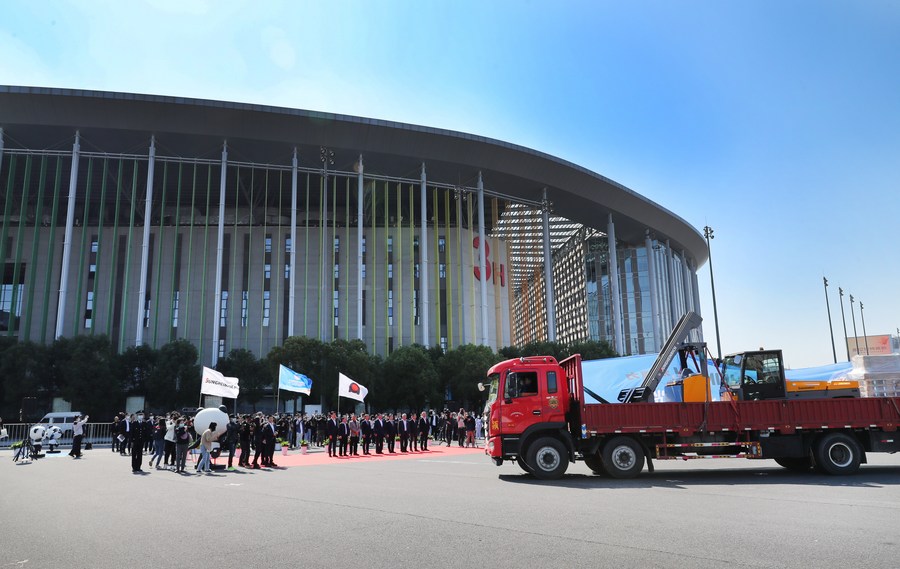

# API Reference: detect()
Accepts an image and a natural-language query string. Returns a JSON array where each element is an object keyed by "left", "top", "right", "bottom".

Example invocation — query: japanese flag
[{"left": 338, "top": 372, "right": 368, "bottom": 402}]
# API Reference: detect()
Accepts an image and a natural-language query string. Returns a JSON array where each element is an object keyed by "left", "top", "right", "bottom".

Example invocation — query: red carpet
[{"left": 260, "top": 443, "right": 484, "bottom": 468}]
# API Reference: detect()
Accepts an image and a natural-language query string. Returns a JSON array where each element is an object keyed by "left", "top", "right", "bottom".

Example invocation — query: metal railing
[{"left": 0, "top": 423, "right": 115, "bottom": 449}]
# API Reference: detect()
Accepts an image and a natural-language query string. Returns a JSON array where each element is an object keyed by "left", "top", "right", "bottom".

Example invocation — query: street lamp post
[
  {"left": 838, "top": 288, "right": 850, "bottom": 361},
  {"left": 849, "top": 294, "right": 861, "bottom": 357},
  {"left": 823, "top": 277, "right": 837, "bottom": 363},
  {"left": 703, "top": 226, "right": 722, "bottom": 359},
  {"left": 860, "top": 302, "right": 869, "bottom": 355}
]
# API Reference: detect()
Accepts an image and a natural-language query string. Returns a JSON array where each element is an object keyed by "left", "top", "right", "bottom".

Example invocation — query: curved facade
[{"left": 0, "top": 86, "right": 706, "bottom": 363}]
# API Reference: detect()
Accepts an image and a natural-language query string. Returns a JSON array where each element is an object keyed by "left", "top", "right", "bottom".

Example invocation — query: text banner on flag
[
  {"left": 338, "top": 372, "right": 368, "bottom": 402},
  {"left": 279, "top": 365, "right": 312, "bottom": 395},
  {"left": 201, "top": 367, "right": 240, "bottom": 398}
]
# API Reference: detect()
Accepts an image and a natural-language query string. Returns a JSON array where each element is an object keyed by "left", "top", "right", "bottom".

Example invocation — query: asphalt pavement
[{"left": 2, "top": 444, "right": 899, "bottom": 569}]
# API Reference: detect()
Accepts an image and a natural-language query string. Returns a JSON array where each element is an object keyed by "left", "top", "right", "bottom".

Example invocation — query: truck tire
[
  {"left": 516, "top": 456, "right": 533, "bottom": 474},
  {"left": 527, "top": 437, "right": 569, "bottom": 480},
  {"left": 602, "top": 436, "right": 645, "bottom": 479},
  {"left": 774, "top": 457, "right": 812, "bottom": 472},
  {"left": 814, "top": 432, "right": 862, "bottom": 475},
  {"left": 583, "top": 452, "right": 609, "bottom": 476}
]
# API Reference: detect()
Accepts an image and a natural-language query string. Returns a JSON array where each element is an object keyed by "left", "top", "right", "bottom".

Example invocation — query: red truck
[{"left": 483, "top": 314, "right": 900, "bottom": 480}]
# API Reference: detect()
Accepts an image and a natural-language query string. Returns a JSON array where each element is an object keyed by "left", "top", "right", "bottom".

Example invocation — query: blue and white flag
[{"left": 279, "top": 365, "right": 312, "bottom": 395}]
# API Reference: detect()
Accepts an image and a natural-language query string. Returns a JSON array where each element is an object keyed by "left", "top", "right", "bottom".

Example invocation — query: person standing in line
[
  {"left": 338, "top": 415, "right": 350, "bottom": 457},
  {"left": 457, "top": 411, "right": 467, "bottom": 446},
  {"left": 223, "top": 415, "right": 240, "bottom": 471},
  {"left": 409, "top": 413, "right": 419, "bottom": 452},
  {"left": 385, "top": 413, "right": 397, "bottom": 453},
  {"left": 465, "top": 412, "right": 476, "bottom": 447},
  {"left": 130, "top": 411, "right": 149, "bottom": 473},
  {"left": 360, "top": 414, "right": 372, "bottom": 455},
  {"left": 418, "top": 411, "right": 430, "bottom": 451},
  {"left": 475, "top": 414, "right": 483, "bottom": 441},
  {"left": 119, "top": 413, "right": 131, "bottom": 456},
  {"left": 238, "top": 416, "right": 252, "bottom": 468},
  {"left": 69, "top": 414, "right": 89, "bottom": 458},
  {"left": 111, "top": 415, "right": 120, "bottom": 453},
  {"left": 326, "top": 411, "right": 339, "bottom": 457},
  {"left": 264, "top": 415, "right": 278, "bottom": 467},
  {"left": 398, "top": 413, "right": 410, "bottom": 452},
  {"left": 174, "top": 418, "right": 191, "bottom": 473},
  {"left": 373, "top": 413, "right": 385, "bottom": 454},
  {"left": 197, "top": 422, "right": 217, "bottom": 474},
  {"left": 149, "top": 417, "right": 166, "bottom": 468},
  {"left": 348, "top": 414, "right": 360, "bottom": 456}
]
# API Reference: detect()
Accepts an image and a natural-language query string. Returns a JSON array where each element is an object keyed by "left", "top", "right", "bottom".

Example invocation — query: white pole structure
[
  {"left": 477, "top": 172, "right": 488, "bottom": 346},
  {"left": 665, "top": 240, "right": 678, "bottom": 326},
  {"left": 690, "top": 259, "right": 704, "bottom": 342},
  {"left": 541, "top": 188, "right": 556, "bottom": 342},
  {"left": 645, "top": 230, "right": 661, "bottom": 352},
  {"left": 419, "top": 163, "right": 429, "bottom": 345},
  {"left": 135, "top": 136, "right": 156, "bottom": 346},
  {"left": 606, "top": 214, "right": 624, "bottom": 355},
  {"left": 55, "top": 131, "right": 81, "bottom": 339},
  {"left": 288, "top": 148, "right": 298, "bottom": 337},
  {"left": 356, "top": 155, "right": 364, "bottom": 340},
  {"left": 211, "top": 141, "right": 227, "bottom": 366},
  {"left": 681, "top": 250, "right": 693, "bottom": 313}
]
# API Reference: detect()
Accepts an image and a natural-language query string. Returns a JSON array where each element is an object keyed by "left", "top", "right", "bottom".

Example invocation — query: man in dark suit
[
  {"left": 373, "top": 413, "right": 385, "bottom": 454},
  {"left": 385, "top": 414, "right": 396, "bottom": 453},
  {"left": 131, "top": 411, "right": 149, "bottom": 473},
  {"left": 398, "top": 413, "right": 411, "bottom": 452},
  {"left": 338, "top": 416, "right": 349, "bottom": 457},
  {"left": 326, "top": 411, "right": 339, "bottom": 457},
  {"left": 360, "top": 414, "right": 372, "bottom": 455},
  {"left": 417, "top": 411, "right": 430, "bottom": 451},
  {"left": 264, "top": 415, "right": 278, "bottom": 467}
]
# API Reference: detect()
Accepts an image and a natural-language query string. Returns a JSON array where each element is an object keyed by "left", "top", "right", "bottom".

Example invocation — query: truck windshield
[{"left": 485, "top": 373, "right": 500, "bottom": 407}]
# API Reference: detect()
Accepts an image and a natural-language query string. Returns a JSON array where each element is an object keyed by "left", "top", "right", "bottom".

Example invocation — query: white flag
[
  {"left": 338, "top": 372, "right": 368, "bottom": 402},
  {"left": 200, "top": 367, "right": 240, "bottom": 399}
]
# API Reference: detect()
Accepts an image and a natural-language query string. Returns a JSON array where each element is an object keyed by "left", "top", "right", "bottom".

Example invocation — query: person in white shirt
[{"left": 69, "top": 414, "right": 89, "bottom": 458}]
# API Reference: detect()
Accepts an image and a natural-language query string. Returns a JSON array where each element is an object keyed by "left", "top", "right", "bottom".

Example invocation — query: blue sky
[{"left": 1, "top": 0, "right": 898, "bottom": 367}]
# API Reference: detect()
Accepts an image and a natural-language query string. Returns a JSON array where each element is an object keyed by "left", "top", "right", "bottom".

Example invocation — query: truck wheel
[
  {"left": 583, "top": 452, "right": 609, "bottom": 476},
  {"left": 516, "top": 456, "right": 533, "bottom": 474},
  {"left": 814, "top": 432, "right": 862, "bottom": 475},
  {"left": 774, "top": 457, "right": 812, "bottom": 472},
  {"left": 602, "top": 436, "right": 645, "bottom": 479},
  {"left": 527, "top": 437, "right": 569, "bottom": 480}
]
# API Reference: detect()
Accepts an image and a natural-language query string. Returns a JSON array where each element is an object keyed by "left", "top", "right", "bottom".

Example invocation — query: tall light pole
[
  {"left": 849, "top": 294, "right": 860, "bottom": 357},
  {"left": 860, "top": 302, "right": 869, "bottom": 355},
  {"left": 703, "top": 226, "right": 722, "bottom": 359},
  {"left": 838, "top": 288, "right": 850, "bottom": 361},
  {"left": 823, "top": 277, "right": 837, "bottom": 363}
]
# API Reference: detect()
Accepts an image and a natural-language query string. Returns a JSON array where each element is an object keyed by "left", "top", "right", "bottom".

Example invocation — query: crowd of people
[{"left": 108, "top": 408, "right": 484, "bottom": 474}]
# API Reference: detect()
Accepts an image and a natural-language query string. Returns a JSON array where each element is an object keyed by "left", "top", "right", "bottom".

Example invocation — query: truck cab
[
  {"left": 484, "top": 356, "right": 574, "bottom": 477},
  {"left": 722, "top": 350, "right": 788, "bottom": 401}
]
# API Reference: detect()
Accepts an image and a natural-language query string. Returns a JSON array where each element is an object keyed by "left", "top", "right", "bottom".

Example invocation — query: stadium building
[{"left": 0, "top": 86, "right": 708, "bottom": 364}]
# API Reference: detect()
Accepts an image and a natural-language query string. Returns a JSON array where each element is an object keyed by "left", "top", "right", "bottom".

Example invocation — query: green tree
[
  {"left": 217, "top": 348, "right": 269, "bottom": 411},
  {"left": 567, "top": 339, "right": 617, "bottom": 360},
  {"left": 0, "top": 340, "right": 51, "bottom": 419},
  {"left": 55, "top": 335, "right": 123, "bottom": 416},
  {"left": 438, "top": 344, "right": 501, "bottom": 409},
  {"left": 146, "top": 339, "right": 200, "bottom": 411},
  {"left": 383, "top": 345, "right": 440, "bottom": 412},
  {"left": 117, "top": 344, "right": 158, "bottom": 396}
]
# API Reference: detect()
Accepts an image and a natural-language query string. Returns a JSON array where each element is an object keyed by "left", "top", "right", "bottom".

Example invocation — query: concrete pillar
[{"left": 135, "top": 136, "right": 156, "bottom": 345}]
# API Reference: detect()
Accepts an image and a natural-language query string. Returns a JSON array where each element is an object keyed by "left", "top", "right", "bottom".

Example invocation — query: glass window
[{"left": 547, "top": 371, "right": 558, "bottom": 394}]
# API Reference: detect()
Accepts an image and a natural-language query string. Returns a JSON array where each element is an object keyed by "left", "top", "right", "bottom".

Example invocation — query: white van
[{"left": 37, "top": 412, "right": 84, "bottom": 436}]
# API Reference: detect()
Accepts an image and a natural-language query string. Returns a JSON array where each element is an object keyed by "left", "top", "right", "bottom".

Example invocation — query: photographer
[{"left": 173, "top": 418, "right": 192, "bottom": 474}]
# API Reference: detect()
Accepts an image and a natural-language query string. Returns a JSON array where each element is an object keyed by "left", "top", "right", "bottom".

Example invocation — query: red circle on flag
[{"left": 349, "top": 383, "right": 360, "bottom": 394}]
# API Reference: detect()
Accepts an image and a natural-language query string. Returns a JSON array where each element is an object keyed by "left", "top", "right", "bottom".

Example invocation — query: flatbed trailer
[{"left": 484, "top": 354, "right": 900, "bottom": 479}]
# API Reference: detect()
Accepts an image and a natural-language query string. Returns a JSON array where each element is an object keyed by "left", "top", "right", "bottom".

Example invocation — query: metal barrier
[{"left": 0, "top": 423, "right": 115, "bottom": 449}]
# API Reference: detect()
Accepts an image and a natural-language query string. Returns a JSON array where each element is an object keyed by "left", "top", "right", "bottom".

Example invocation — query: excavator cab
[{"left": 721, "top": 350, "right": 787, "bottom": 401}]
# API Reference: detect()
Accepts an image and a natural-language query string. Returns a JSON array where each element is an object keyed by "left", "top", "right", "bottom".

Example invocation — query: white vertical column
[
  {"left": 541, "top": 188, "right": 556, "bottom": 342},
  {"left": 135, "top": 136, "right": 156, "bottom": 346},
  {"left": 419, "top": 164, "right": 429, "bottom": 345},
  {"left": 645, "top": 231, "right": 660, "bottom": 352},
  {"left": 289, "top": 148, "right": 298, "bottom": 338},
  {"left": 55, "top": 131, "right": 81, "bottom": 339},
  {"left": 691, "top": 264, "right": 703, "bottom": 341},
  {"left": 211, "top": 141, "right": 227, "bottom": 366},
  {"left": 665, "top": 240, "right": 678, "bottom": 326},
  {"left": 681, "top": 250, "right": 693, "bottom": 312},
  {"left": 606, "top": 214, "right": 624, "bottom": 355},
  {"left": 477, "top": 172, "right": 488, "bottom": 346},
  {"left": 455, "top": 190, "right": 464, "bottom": 344},
  {"left": 357, "top": 155, "right": 364, "bottom": 341}
]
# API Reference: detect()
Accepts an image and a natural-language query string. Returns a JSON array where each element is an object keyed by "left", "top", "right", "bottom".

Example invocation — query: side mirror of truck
[{"left": 477, "top": 382, "right": 485, "bottom": 392}]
